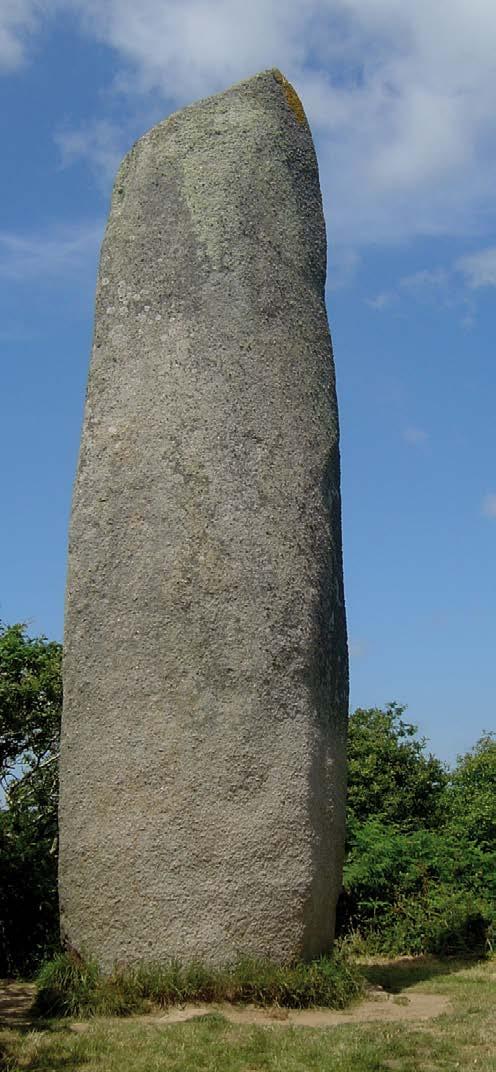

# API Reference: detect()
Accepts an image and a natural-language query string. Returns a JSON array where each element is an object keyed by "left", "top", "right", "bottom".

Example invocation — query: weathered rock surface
[{"left": 59, "top": 69, "right": 348, "bottom": 969}]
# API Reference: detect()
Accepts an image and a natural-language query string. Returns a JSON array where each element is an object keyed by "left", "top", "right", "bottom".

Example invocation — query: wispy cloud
[
  {"left": 0, "top": 0, "right": 40, "bottom": 71},
  {"left": 366, "top": 266, "right": 452, "bottom": 311},
  {"left": 349, "top": 639, "right": 368, "bottom": 660},
  {"left": 456, "top": 247, "right": 496, "bottom": 289},
  {"left": 400, "top": 268, "right": 449, "bottom": 294},
  {"left": 327, "top": 245, "right": 360, "bottom": 290},
  {"left": 481, "top": 493, "right": 496, "bottom": 518},
  {"left": 366, "top": 292, "right": 393, "bottom": 311},
  {"left": 0, "top": 222, "right": 103, "bottom": 281},
  {"left": 366, "top": 253, "right": 491, "bottom": 316},
  {"left": 55, "top": 120, "right": 126, "bottom": 189},
  {"left": 3, "top": 2, "right": 496, "bottom": 247},
  {"left": 403, "top": 425, "right": 429, "bottom": 447}
]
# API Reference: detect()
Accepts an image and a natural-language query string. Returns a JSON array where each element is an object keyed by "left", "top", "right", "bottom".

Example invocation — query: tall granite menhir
[{"left": 59, "top": 70, "right": 348, "bottom": 968}]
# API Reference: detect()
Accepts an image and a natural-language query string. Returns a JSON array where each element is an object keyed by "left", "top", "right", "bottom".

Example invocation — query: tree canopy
[
  {"left": 0, "top": 622, "right": 62, "bottom": 788},
  {"left": 341, "top": 705, "right": 496, "bottom": 955},
  {"left": 346, "top": 702, "right": 448, "bottom": 832},
  {"left": 0, "top": 622, "right": 62, "bottom": 974}
]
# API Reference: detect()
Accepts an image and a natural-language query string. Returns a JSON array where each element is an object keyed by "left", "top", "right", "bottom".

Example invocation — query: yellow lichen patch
[{"left": 272, "top": 69, "right": 307, "bottom": 125}]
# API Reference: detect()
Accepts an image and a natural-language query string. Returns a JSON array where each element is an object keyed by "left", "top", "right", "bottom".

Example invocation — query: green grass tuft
[{"left": 34, "top": 949, "right": 363, "bottom": 1018}]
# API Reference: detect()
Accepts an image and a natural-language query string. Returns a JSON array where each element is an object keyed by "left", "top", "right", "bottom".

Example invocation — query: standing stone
[{"left": 59, "top": 69, "right": 348, "bottom": 969}]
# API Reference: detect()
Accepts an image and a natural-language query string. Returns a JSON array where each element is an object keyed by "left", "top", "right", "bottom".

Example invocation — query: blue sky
[{"left": 1, "top": 2, "right": 495, "bottom": 764}]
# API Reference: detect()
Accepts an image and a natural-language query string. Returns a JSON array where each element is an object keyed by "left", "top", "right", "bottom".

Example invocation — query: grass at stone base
[
  {"left": 33, "top": 950, "right": 363, "bottom": 1018},
  {"left": 1, "top": 957, "right": 494, "bottom": 1072}
]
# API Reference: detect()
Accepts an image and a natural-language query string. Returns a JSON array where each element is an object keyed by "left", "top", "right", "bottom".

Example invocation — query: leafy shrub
[
  {"left": 447, "top": 733, "right": 496, "bottom": 851},
  {"left": 347, "top": 704, "right": 448, "bottom": 834},
  {"left": 340, "top": 716, "right": 496, "bottom": 957},
  {"left": 344, "top": 821, "right": 495, "bottom": 903},
  {"left": 0, "top": 622, "right": 61, "bottom": 975},
  {"left": 0, "top": 783, "right": 59, "bottom": 975}
]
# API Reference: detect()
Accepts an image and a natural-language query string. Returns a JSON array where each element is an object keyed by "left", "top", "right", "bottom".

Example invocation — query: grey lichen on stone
[{"left": 58, "top": 69, "right": 348, "bottom": 969}]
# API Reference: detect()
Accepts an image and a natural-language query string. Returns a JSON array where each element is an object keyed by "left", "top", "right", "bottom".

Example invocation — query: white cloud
[
  {"left": 55, "top": 120, "right": 126, "bottom": 189},
  {"left": 0, "top": 222, "right": 103, "bottom": 280},
  {"left": 3, "top": 1, "right": 496, "bottom": 245},
  {"left": 74, "top": 0, "right": 311, "bottom": 101},
  {"left": 456, "top": 247, "right": 496, "bottom": 289},
  {"left": 460, "top": 309, "right": 476, "bottom": 330},
  {"left": 348, "top": 639, "right": 367, "bottom": 660},
  {"left": 400, "top": 268, "right": 449, "bottom": 293},
  {"left": 69, "top": 0, "right": 496, "bottom": 243},
  {"left": 366, "top": 292, "right": 393, "bottom": 310},
  {"left": 366, "top": 266, "right": 453, "bottom": 313},
  {"left": 403, "top": 425, "right": 429, "bottom": 447},
  {"left": 327, "top": 244, "right": 360, "bottom": 289},
  {"left": 366, "top": 259, "right": 483, "bottom": 316},
  {"left": 0, "top": 0, "right": 40, "bottom": 70},
  {"left": 482, "top": 493, "right": 496, "bottom": 518}
]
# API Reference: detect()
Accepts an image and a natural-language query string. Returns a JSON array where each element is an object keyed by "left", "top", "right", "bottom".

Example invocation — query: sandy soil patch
[
  {"left": 0, "top": 979, "right": 451, "bottom": 1031},
  {"left": 132, "top": 989, "right": 451, "bottom": 1028}
]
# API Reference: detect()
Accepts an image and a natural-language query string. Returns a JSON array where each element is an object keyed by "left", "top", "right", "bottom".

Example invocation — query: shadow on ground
[
  {"left": 0, "top": 982, "right": 81, "bottom": 1072},
  {"left": 0, "top": 1034, "right": 85, "bottom": 1072},
  {"left": 361, "top": 955, "right": 484, "bottom": 993},
  {"left": 0, "top": 980, "right": 36, "bottom": 1027}
]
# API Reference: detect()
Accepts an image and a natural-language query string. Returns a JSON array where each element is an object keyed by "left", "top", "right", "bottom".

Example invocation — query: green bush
[
  {"left": 339, "top": 712, "right": 496, "bottom": 957},
  {"left": 340, "top": 886, "right": 492, "bottom": 957},
  {"left": 0, "top": 783, "right": 59, "bottom": 975},
  {"left": 344, "top": 821, "right": 495, "bottom": 903},
  {"left": 347, "top": 704, "right": 448, "bottom": 833},
  {"left": 35, "top": 950, "right": 363, "bottom": 1018},
  {"left": 0, "top": 622, "right": 61, "bottom": 975},
  {"left": 447, "top": 733, "right": 496, "bottom": 851}
]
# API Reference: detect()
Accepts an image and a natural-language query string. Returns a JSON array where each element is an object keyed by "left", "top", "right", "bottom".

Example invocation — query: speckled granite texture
[{"left": 58, "top": 69, "right": 348, "bottom": 969}]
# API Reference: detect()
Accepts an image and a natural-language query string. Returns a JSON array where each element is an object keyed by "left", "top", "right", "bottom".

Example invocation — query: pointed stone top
[
  {"left": 216, "top": 68, "right": 308, "bottom": 125},
  {"left": 140, "top": 68, "right": 309, "bottom": 144}
]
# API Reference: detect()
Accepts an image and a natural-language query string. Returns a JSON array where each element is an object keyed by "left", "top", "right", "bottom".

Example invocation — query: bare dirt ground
[
  {"left": 133, "top": 989, "right": 451, "bottom": 1028},
  {"left": 0, "top": 977, "right": 451, "bottom": 1031}
]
